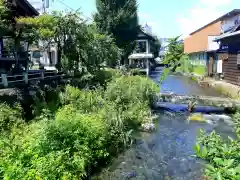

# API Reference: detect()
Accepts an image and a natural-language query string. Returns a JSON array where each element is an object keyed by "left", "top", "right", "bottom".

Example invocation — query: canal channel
[{"left": 95, "top": 67, "right": 235, "bottom": 180}]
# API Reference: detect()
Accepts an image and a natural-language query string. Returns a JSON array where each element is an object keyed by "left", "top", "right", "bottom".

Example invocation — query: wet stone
[{"left": 141, "top": 123, "right": 155, "bottom": 132}]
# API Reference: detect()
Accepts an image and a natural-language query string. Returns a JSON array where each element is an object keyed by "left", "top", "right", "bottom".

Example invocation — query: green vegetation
[
  {"left": 162, "top": 36, "right": 206, "bottom": 83},
  {"left": 94, "top": 0, "right": 139, "bottom": 64},
  {"left": 160, "top": 36, "right": 184, "bottom": 82},
  {"left": 163, "top": 36, "right": 184, "bottom": 70},
  {"left": 177, "top": 56, "right": 206, "bottom": 76},
  {"left": 0, "top": 70, "right": 159, "bottom": 179},
  {"left": 17, "top": 12, "right": 121, "bottom": 74},
  {"left": 194, "top": 112, "right": 240, "bottom": 179},
  {"left": 0, "top": 2, "right": 161, "bottom": 179},
  {"left": 192, "top": 65, "right": 206, "bottom": 76}
]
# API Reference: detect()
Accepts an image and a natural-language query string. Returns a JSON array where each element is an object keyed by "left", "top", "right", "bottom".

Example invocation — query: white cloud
[{"left": 177, "top": 0, "right": 232, "bottom": 38}]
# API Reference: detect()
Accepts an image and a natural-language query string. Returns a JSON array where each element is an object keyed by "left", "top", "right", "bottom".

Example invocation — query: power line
[{"left": 54, "top": 0, "right": 93, "bottom": 20}]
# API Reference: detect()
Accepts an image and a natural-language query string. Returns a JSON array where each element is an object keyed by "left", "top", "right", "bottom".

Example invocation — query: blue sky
[{"left": 38, "top": 0, "right": 239, "bottom": 38}]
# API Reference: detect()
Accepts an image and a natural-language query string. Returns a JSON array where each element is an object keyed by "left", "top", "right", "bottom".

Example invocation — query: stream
[{"left": 95, "top": 67, "right": 235, "bottom": 180}]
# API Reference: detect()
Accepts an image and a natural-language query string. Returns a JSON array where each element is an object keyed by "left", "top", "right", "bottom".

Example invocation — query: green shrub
[
  {"left": 32, "top": 85, "right": 62, "bottom": 118},
  {"left": 102, "top": 75, "right": 158, "bottom": 132},
  {"left": 105, "top": 75, "right": 159, "bottom": 107},
  {"left": 91, "top": 68, "right": 122, "bottom": 87},
  {"left": 194, "top": 112, "right": 240, "bottom": 179},
  {"left": 193, "top": 65, "right": 206, "bottom": 76},
  {"left": 0, "top": 103, "right": 23, "bottom": 133},
  {"left": 129, "top": 68, "right": 145, "bottom": 76},
  {"left": 0, "top": 105, "right": 109, "bottom": 179},
  {"left": 60, "top": 85, "right": 104, "bottom": 113},
  {"left": 0, "top": 73, "right": 158, "bottom": 179}
]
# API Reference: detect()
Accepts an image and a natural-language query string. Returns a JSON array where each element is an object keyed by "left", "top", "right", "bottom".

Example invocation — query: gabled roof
[
  {"left": 190, "top": 9, "right": 240, "bottom": 36},
  {"left": 137, "top": 27, "right": 156, "bottom": 41},
  {"left": 18, "top": 0, "right": 39, "bottom": 16}
]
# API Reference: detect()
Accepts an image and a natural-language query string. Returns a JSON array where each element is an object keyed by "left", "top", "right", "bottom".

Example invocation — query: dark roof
[
  {"left": 18, "top": 0, "right": 39, "bottom": 16},
  {"left": 137, "top": 28, "right": 156, "bottom": 41},
  {"left": 190, "top": 9, "right": 240, "bottom": 35}
]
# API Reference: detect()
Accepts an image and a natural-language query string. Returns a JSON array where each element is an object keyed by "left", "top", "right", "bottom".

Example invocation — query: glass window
[
  {"left": 135, "top": 41, "right": 147, "bottom": 53},
  {"left": 32, "top": 51, "right": 43, "bottom": 58}
]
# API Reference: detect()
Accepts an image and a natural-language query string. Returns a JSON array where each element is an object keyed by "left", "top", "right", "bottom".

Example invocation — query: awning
[{"left": 128, "top": 53, "right": 153, "bottom": 59}]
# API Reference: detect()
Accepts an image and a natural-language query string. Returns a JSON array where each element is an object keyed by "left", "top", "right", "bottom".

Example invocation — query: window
[
  {"left": 134, "top": 40, "right": 147, "bottom": 53},
  {"left": 32, "top": 51, "right": 43, "bottom": 58}
]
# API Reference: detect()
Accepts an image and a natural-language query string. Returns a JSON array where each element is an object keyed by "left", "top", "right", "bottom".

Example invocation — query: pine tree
[{"left": 94, "top": 0, "right": 139, "bottom": 64}]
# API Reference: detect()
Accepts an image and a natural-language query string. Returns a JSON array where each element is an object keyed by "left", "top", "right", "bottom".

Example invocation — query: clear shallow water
[
  {"left": 151, "top": 67, "right": 225, "bottom": 97},
  {"left": 96, "top": 112, "right": 235, "bottom": 180},
  {"left": 94, "top": 67, "right": 234, "bottom": 180}
]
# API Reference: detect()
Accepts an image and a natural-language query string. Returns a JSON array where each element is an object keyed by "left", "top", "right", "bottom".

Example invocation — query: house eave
[{"left": 214, "top": 30, "right": 240, "bottom": 42}]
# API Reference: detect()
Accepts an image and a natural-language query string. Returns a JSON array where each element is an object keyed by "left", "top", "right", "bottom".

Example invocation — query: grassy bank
[
  {"left": 175, "top": 56, "right": 206, "bottom": 77},
  {"left": 0, "top": 69, "right": 159, "bottom": 179}
]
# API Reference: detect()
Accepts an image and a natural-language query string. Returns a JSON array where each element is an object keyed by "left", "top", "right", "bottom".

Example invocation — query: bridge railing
[{"left": 0, "top": 70, "right": 65, "bottom": 88}]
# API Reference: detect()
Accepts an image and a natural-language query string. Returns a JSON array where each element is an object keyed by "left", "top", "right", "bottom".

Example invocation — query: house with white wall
[{"left": 128, "top": 28, "right": 156, "bottom": 75}]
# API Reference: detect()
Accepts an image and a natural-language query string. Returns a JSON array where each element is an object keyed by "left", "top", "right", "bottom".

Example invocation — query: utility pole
[{"left": 42, "top": 0, "right": 46, "bottom": 13}]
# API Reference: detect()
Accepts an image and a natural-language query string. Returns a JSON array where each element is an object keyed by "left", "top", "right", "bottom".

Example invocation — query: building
[
  {"left": 28, "top": 0, "right": 52, "bottom": 14},
  {"left": 0, "top": 0, "right": 39, "bottom": 73},
  {"left": 27, "top": 0, "right": 58, "bottom": 70},
  {"left": 214, "top": 12, "right": 240, "bottom": 85},
  {"left": 128, "top": 28, "right": 157, "bottom": 75},
  {"left": 184, "top": 9, "right": 240, "bottom": 76}
]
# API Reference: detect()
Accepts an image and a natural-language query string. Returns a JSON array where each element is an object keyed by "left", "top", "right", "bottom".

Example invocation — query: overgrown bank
[
  {"left": 0, "top": 69, "right": 159, "bottom": 179},
  {"left": 195, "top": 112, "right": 240, "bottom": 179}
]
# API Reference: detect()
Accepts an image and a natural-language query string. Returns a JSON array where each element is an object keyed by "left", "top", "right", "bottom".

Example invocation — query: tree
[
  {"left": 164, "top": 36, "right": 184, "bottom": 70},
  {"left": 17, "top": 11, "right": 121, "bottom": 75},
  {"left": 150, "top": 36, "right": 161, "bottom": 58},
  {"left": 94, "top": 0, "right": 139, "bottom": 64},
  {"left": 160, "top": 36, "right": 184, "bottom": 82},
  {"left": 0, "top": 0, "right": 15, "bottom": 36}
]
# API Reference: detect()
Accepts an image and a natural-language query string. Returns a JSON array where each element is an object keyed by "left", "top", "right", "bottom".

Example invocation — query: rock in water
[{"left": 141, "top": 123, "right": 155, "bottom": 132}]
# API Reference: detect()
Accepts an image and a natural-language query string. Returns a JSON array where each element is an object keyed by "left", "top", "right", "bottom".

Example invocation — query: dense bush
[
  {"left": 0, "top": 105, "right": 108, "bottom": 179},
  {"left": 0, "top": 72, "right": 159, "bottom": 179},
  {"left": 0, "top": 103, "right": 23, "bottom": 133},
  {"left": 91, "top": 68, "right": 122, "bottom": 88},
  {"left": 32, "top": 85, "right": 62, "bottom": 118},
  {"left": 194, "top": 112, "right": 240, "bottom": 179},
  {"left": 105, "top": 75, "right": 159, "bottom": 107}
]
